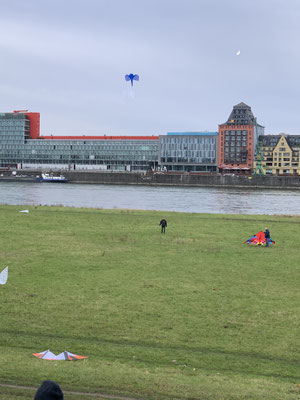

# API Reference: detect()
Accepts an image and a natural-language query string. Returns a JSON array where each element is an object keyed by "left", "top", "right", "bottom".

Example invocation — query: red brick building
[{"left": 218, "top": 102, "right": 264, "bottom": 174}]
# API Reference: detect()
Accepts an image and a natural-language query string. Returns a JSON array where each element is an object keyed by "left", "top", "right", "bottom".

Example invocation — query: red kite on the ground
[{"left": 244, "top": 231, "right": 275, "bottom": 246}]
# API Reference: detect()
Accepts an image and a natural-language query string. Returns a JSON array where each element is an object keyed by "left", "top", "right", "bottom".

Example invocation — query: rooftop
[
  {"left": 167, "top": 132, "right": 218, "bottom": 136},
  {"left": 40, "top": 135, "right": 159, "bottom": 141},
  {"left": 0, "top": 113, "right": 28, "bottom": 119},
  {"left": 259, "top": 134, "right": 300, "bottom": 147},
  {"left": 221, "top": 102, "right": 263, "bottom": 127}
]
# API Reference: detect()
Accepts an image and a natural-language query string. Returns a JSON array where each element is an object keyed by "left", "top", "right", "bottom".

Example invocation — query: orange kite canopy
[
  {"left": 33, "top": 350, "right": 88, "bottom": 361},
  {"left": 244, "top": 231, "right": 275, "bottom": 246}
]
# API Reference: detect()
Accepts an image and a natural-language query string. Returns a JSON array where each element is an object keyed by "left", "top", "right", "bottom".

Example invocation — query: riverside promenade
[{"left": 2, "top": 169, "right": 300, "bottom": 189}]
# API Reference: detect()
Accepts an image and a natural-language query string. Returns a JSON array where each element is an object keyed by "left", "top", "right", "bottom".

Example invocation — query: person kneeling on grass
[
  {"left": 265, "top": 227, "right": 270, "bottom": 247},
  {"left": 34, "top": 380, "right": 64, "bottom": 400}
]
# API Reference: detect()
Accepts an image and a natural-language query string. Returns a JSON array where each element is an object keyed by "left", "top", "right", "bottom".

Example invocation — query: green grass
[{"left": 0, "top": 205, "right": 299, "bottom": 399}]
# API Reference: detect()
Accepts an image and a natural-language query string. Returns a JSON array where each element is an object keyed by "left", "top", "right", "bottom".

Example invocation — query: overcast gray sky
[{"left": 0, "top": 0, "right": 299, "bottom": 135}]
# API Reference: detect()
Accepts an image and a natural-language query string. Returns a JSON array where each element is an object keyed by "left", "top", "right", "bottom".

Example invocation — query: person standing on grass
[
  {"left": 264, "top": 227, "right": 270, "bottom": 247},
  {"left": 159, "top": 218, "right": 167, "bottom": 234}
]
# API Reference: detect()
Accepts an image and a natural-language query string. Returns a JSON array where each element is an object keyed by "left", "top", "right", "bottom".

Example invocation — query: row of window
[
  {"left": 0, "top": 153, "right": 157, "bottom": 160},
  {"left": 161, "top": 150, "right": 215, "bottom": 157},
  {"left": 161, "top": 144, "right": 215, "bottom": 151},
  {"left": 225, "top": 143, "right": 247, "bottom": 151},
  {"left": 0, "top": 130, "right": 27, "bottom": 135},
  {"left": 2, "top": 159, "right": 153, "bottom": 166},
  {"left": 225, "top": 131, "right": 248, "bottom": 137},
  {"left": 24, "top": 145, "right": 157, "bottom": 151},
  {"left": 0, "top": 127, "right": 28, "bottom": 132},
  {"left": 0, "top": 121, "right": 28, "bottom": 127},
  {"left": 29, "top": 143, "right": 157, "bottom": 149},
  {"left": 0, "top": 140, "right": 26, "bottom": 145},
  {"left": 265, "top": 162, "right": 293, "bottom": 167},
  {"left": 224, "top": 159, "right": 248, "bottom": 164},
  {"left": 1, "top": 146, "right": 157, "bottom": 153},
  {"left": 161, "top": 157, "right": 216, "bottom": 164},
  {"left": 224, "top": 137, "right": 248, "bottom": 142},
  {"left": 161, "top": 137, "right": 216, "bottom": 144}
]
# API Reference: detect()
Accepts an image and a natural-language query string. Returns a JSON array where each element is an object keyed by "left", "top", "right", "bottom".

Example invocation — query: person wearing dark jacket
[
  {"left": 264, "top": 227, "right": 270, "bottom": 247},
  {"left": 159, "top": 218, "right": 167, "bottom": 233},
  {"left": 34, "top": 380, "right": 64, "bottom": 400}
]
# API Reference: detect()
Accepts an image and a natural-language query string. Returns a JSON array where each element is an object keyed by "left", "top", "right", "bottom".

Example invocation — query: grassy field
[{"left": 0, "top": 205, "right": 299, "bottom": 399}]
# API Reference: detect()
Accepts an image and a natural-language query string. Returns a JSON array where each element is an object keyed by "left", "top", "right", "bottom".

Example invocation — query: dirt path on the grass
[{"left": 0, "top": 383, "right": 143, "bottom": 399}]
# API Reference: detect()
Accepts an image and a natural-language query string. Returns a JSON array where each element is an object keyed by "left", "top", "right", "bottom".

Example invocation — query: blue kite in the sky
[{"left": 125, "top": 73, "right": 139, "bottom": 86}]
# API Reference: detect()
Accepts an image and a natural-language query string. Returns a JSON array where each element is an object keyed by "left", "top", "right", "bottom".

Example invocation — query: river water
[{"left": 1, "top": 181, "right": 300, "bottom": 215}]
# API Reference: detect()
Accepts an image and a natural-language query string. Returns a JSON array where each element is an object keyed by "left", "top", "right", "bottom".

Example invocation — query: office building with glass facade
[
  {"left": 0, "top": 112, "right": 159, "bottom": 171},
  {"left": 158, "top": 132, "right": 218, "bottom": 172}
]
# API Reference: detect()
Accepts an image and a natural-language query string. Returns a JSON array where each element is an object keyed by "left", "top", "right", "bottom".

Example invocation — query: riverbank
[
  {"left": 65, "top": 171, "right": 300, "bottom": 189},
  {"left": 0, "top": 206, "right": 299, "bottom": 400},
  {"left": 2, "top": 169, "right": 300, "bottom": 189}
]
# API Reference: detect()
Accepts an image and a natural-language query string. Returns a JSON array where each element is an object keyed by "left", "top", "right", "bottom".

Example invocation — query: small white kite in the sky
[
  {"left": 0, "top": 267, "right": 8, "bottom": 285},
  {"left": 236, "top": 50, "right": 241, "bottom": 56},
  {"left": 19, "top": 210, "right": 29, "bottom": 213}
]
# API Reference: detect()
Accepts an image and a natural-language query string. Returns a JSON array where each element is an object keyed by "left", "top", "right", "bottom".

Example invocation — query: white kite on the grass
[
  {"left": 33, "top": 350, "right": 88, "bottom": 361},
  {"left": 19, "top": 210, "right": 29, "bottom": 213},
  {"left": 0, "top": 267, "right": 8, "bottom": 285}
]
